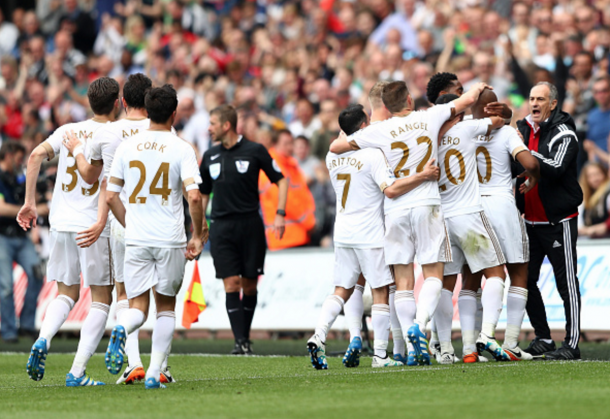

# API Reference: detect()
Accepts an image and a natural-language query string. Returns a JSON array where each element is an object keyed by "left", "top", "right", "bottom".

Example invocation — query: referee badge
[
  {"left": 209, "top": 163, "right": 221, "bottom": 179},
  {"left": 235, "top": 160, "right": 250, "bottom": 174}
]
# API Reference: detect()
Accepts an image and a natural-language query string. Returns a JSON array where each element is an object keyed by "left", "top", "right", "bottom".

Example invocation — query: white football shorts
[
  {"left": 47, "top": 231, "right": 113, "bottom": 287},
  {"left": 110, "top": 218, "right": 125, "bottom": 283},
  {"left": 333, "top": 247, "right": 393, "bottom": 290},
  {"left": 384, "top": 205, "right": 452, "bottom": 266},
  {"left": 444, "top": 211, "right": 506, "bottom": 276},
  {"left": 123, "top": 246, "right": 186, "bottom": 299},
  {"left": 481, "top": 195, "right": 529, "bottom": 264}
]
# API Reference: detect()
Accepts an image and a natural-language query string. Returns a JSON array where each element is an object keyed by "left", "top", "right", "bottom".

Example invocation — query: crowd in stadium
[{"left": 1, "top": 0, "right": 610, "bottom": 255}]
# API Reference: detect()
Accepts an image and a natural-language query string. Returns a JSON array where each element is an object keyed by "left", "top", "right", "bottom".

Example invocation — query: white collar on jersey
[
  {"left": 525, "top": 114, "right": 549, "bottom": 134},
  {"left": 237, "top": 135, "right": 243, "bottom": 143}
]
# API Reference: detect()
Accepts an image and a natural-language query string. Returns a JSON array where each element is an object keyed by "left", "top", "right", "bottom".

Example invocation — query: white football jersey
[
  {"left": 475, "top": 125, "right": 528, "bottom": 199},
  {"left": 327, "top": 149, "right": 395, "bottom": 248},
  {"left": 349, "top": 103, "right": 455, "bottom": 215},
  {"left": 108, "top": 130, "right": 202, "bottom": 248},
  {"left": 42, "top": 119, "right": 108, "bottom": 234},
  {"left": 438, "top": 118, "right": 492, "bottom": 218}
]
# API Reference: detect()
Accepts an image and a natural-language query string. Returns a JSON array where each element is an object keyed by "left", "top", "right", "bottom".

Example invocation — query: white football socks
[
  {"left": 481, "top": 277, "right": 505, "bottom": 338},
  {"left": 415, "top": 277, "right": 443, "bottom": 331},
  {"left": 504, "top": 286, "right": 528, "bottom": 349},
  {"left": 458, "top": 290, "right": 477, "bottom": 355},
  {"left": 314, "top": 295, "right": 345, "bottom": 342},
  {"left": 146, "top": 311, "right": 175, "bottom": 382},
  {"left": 389, "top": 286, "right": 405, "bottom": 356},
  {"left": 69, "top": 302, "right": 109, "bottom": 378},
  {"left": 372, "top": 304, "right": 391, "bottom": 358},
  {"left": 119, "top": 308, "right": 146, "bottom": 334},
  {"left": 394, "top": 290, "right": 416, "bottom": 353},
  {"left": 344, "top": 284, "right": 364, "bottom": 341},
  {"left": 437, "top": 289, "right": 454, "bottom": 354},
  {"left": 475, "top": 288, "right": 483, "bottom": 336},
  {"left": 39, "top": 295, "right": 75, "bottom": 350},
  {"left": 116, "top": 300, "right": 143, "bottom": 368},
  {"left": 429, "top": 317, "right": 439, "bottom": 348}
]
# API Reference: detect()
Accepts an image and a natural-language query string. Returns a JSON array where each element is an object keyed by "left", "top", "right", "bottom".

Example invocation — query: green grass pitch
[{"left": 2, "top": 340, "right": 610, "bottom": 419}]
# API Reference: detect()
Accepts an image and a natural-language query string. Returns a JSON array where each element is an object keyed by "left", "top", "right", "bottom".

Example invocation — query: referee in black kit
[
  {"left": 515, "top": 82, "right": 583, "bottom": 360},
  {"left": 199, "top": 104, "right": 288, "bottom": 355}
]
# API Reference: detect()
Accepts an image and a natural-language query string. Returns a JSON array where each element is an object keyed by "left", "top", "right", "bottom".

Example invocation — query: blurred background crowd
[{"left": 1, "top": 0, "right": 610, "bottom": 260}]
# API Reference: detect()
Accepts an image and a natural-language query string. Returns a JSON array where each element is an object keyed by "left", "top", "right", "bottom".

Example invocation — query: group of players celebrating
[
  {"left": 17, "top": 74, "right": 204, "bottom": 389},
  {"left": 307, "top": 73, "right": 545, "bottom": 369}
]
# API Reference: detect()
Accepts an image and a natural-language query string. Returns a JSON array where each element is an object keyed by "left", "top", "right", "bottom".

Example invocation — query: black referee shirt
[{"left": 199, "top": 136, "right": 284, "bottom": 219}]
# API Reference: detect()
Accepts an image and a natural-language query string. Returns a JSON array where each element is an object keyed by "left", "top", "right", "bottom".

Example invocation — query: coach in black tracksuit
[
  {"left": 515, "top": 82, "right": 583, "bottom": 360},
  {"left": 199, "top": 105, "right": 288, "bottom": 355}
]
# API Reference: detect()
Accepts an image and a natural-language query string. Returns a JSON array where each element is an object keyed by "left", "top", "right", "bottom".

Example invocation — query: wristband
[
  {"left": 276, "top": 209, "right": 286, "bottom": 216},
  {"left": 73, "top": 144, "right": 84, "bottom": 157},
  {"left": 524, "top": 179, "right": 531, "bottom": 188}
]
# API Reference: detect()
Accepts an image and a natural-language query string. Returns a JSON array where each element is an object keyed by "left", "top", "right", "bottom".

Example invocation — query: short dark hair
[
  {"left": 210, "top": 104, "right": 238, "bottom": 131},
  {"left": 123, "top": 73, "right": 152, "bottom": 109},
  {"left": 338, "top": 104, "right": 367, "bottom": 136},
  {"left": 435, "top": 93, "right": 459, "bottom": 105},
  {"left": 382, "top": 81, "right": 410, "bottom": 113},
  {"left": 272, "top": 129, "right": 292, "bottom": 145},
  {"left": 145, "top": 84, "right": 178, "bottom": 123},
  {"left": 0, "top": 140, "right": 26, "bottom": 160},
  {"left": 295, "top": 135, "right": 309, "bottom": 144},
  {"left": 426, "top": 72, "right": 458, "bottom": 104},
  {"left": 87, "top": 77, "right": 120, "bottom": 116}
]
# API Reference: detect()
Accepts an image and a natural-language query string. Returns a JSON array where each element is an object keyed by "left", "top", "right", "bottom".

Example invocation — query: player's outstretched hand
[
  {"left": 16, "top": 203, "right": 37, "bottom": 231},
  {"left": 421, "top": 158, "right": 439, "bottom": 181},
  {"left": 186, "top": 237, "right": 203, "bottom": 261},
  {"left": 76, "top": 222, "right": 105, "bottom": 248},
  {"left": 62, "top": 130, "right": 82, "bottom": 154},
  {"left": 484, "top": 102, "right": 512, "bottom": 119},
  {"left": 273, "top": 214, "right": 286, "bottom": 240},
  {"left": 518, "top": 171, "right": 537, "bottom": 194}
]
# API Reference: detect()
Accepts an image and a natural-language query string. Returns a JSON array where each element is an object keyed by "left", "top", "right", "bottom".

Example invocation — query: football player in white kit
[
  {"left": 63, "top": 74, "right": 177, "bottom": 383},
  {"left": 468, "top": 89, "right": 540, "bottom": 361},
  {"left": 18, "top": 77, "right": 120, "bottom": 386},
  {"left": 307, "top": 104, "right": 439, "bottom": 369},
  {"left": 330, "top": 81, "right": 491, "bottom": 365},
  {"left": 435, "top": 92, "right": 509, "bottom": 363},
  {"left": 104, "top": 85, "right": 204, "bottom": 389}
]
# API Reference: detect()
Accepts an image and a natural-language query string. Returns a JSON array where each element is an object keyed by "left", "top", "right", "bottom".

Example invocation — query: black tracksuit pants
[{"left": 525, "top": 217, "right": 581, "bottom": 349}]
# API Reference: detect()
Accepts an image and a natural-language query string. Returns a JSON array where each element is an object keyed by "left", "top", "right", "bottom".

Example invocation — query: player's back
[
  {"left": 475, "top": 125, "right": 527, "bottom": 199},
  {"left": 112, "top": 129, "right": 200, "bottom": 248},
  {"left": 438, "top": 118, "right": 492, "bottom": 218},
  {"left": 44, "top": 119, "right": 107, "bottom": 232},
  {"left": 326, "top": 148, "right": 391, "bottom": 248},
  {"left": 349, "top": 104, "right": 455, "bottom": 214}
]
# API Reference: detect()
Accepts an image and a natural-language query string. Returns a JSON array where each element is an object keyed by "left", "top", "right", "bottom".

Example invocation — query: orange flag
[{"left": 182, "top": 261, "right": 207, "bottom": 329}]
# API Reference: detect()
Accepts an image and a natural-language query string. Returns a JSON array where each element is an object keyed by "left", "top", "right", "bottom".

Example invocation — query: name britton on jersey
[
  {"left": 389, "top": 122, "right": 429, "bottom": 138},
  {"left": 327, "top": 156, "right": 364, "bottom": 171}
]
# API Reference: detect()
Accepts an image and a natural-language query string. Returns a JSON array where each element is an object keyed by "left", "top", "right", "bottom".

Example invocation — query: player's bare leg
[
  {"left": 66, "top": 284, "right": 112, "bottom": 386},
  {"left": 343, "top": 274, "right": 365, "bottom": 367},
  {"left": 435, "top": 275, "right": 458, "bottom": 364},
  {"left": 502, "top": 263, "right": 532, "bottom": 360},
  {"left": 27, "top": 283, "right": 80, "bottom": 381},
  {"left": 392, "top": 264, "right": 417, "bottom": 365},
  {"left": 308, "top": 286, "right": 354, "bottom": 370},
  {"left": 370, "top": 285, "right": 402, "bottom": 368}
]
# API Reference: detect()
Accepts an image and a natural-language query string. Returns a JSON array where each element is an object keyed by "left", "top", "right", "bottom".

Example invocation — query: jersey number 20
[{"left": 128, "top": 161, "right": 171, "bottom": 204}]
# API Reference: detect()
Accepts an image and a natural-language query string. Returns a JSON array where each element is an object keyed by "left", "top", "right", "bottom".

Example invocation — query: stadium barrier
[{"left": 7, "top": 239, "right": 610, "bottom": 333}]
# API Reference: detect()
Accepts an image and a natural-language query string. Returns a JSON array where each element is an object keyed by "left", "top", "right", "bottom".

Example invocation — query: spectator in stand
[
  {"left": 0, "top": 9, "right": 19, "bottom": 57},
  {"left": 175, "top": 89, "right": 210, "bottom": 159},
  {"left": 259, "top": 129, "right": 316, "bottom": 250},
  {"left": 294, "top": 135, "right": 320, "bottom": 186},
  {"left": 368, "top": 0, "right": 421, "bottom": 55},
  {"left": 563, "top": 51, "right": 596, "bottom": 137},
  {"left": 59, "top": 0, "right": 96, "bottom": 55},
  {"left": 288, "top": 98, "right": 321, "bottom": 139},
  {"left": 464, "top": 52, "right": 511, "bottom": 100},
  {"left": 583, "top": 75, "right": 610, "bottom": 162},
  {"left": 578, "top": 162, "right": 610, "bottom": 239},
  {"left": 310, "top": 99, "right": 340, "bottom": 161}
]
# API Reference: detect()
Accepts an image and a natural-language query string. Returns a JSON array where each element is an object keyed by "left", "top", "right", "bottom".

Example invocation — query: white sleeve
[
  {"left": 89, "top": 128, "right": 105, "bottom": 162},
  {"left": 101, "top": 130, "right": 122, "bottom": 179},
  {"left": 469, "top": 118, "right": 493, "bottom": 138},
  {"left": 181, "top": 144, "right": 203, "bottom": 191},
  {"left": 506, "top": 127, "right": 529, "bottom": 159},
  {"left": 370, "top": 150, "right": 396, "bottom": 191},
  {"left": 350, "top": 128, "right": 382, "bottom": 149},
  {"left": 42, "top": 126, "right": 65, "bottom": 158},
  {"left": 107, "top": 143, "right": 126, "bottom": 193},
  {"left": 426, "top": 103, "right": 455, "bottom": 138}
]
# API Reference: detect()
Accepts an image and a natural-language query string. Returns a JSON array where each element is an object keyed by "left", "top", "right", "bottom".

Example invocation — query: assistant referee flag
[{"left": 182, "top": 262, "right": 207, "bottom": 329}]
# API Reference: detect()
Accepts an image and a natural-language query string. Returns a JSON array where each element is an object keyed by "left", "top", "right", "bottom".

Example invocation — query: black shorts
[{"left": 209, "top": 214, "right": 267, "bottom": 279}]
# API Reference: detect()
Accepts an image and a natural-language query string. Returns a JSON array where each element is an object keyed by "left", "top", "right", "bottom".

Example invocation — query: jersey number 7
[{"left": 128, "top": 161, "right": 171, "bottom": 205}]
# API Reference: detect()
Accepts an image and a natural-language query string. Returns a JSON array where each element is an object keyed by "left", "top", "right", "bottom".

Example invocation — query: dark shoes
[
  {"left": 524, "top": 337, "right": 556, "bottom": 356},
  {"left": 230, "top": 339, "right": 254, "bottom": 355},
  {"left": 544, "top": 343, "right": 581, "bottom": 361}
]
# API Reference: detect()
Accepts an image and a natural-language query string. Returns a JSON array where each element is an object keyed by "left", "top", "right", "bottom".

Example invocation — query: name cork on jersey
[
  {"left": 438, "top": 118, "right": 492, "bottom": 219},
  {"left": 349, "top": 103, "right": 455, "bottom": 214},
  {"left": 42, "top": 119, "right": 108, "bottom": 235},
  {"left": 326, "top": 149, "right": 395, "bottom": 249}
]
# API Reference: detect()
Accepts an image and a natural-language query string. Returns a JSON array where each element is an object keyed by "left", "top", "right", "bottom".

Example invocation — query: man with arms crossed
[
  {"left": 18, "top": 77, "right": 119, "bottom": 386},
  {"left": 104, "top": 85, "right": 204, "bottom": 389}
]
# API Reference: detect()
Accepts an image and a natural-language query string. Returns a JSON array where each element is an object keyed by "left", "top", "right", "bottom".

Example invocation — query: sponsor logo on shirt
[
  {"left": 236, "top": 160, "right": 250, "bottom": 174},
  {"left": 209, "top": 163, "right": 221, "bottom": 179},
  {"left": 211, "top": 154, "right": 220, "bottom": 160}
]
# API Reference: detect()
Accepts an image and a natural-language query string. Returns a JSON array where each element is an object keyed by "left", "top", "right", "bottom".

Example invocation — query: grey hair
[{"left": 534, "top": 82, "right": 558, "bottom": 102}]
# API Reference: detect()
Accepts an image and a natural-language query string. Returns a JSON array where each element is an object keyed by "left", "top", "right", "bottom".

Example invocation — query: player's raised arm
[
  {"left": 452, "top": 82, "right": 491, "bottom": 115},
  {"left": 16, "top": 144, "right": 51, "bottom": 230},
  {"left": 62, "top": 130, "right": 103, "bottom": 184}
]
